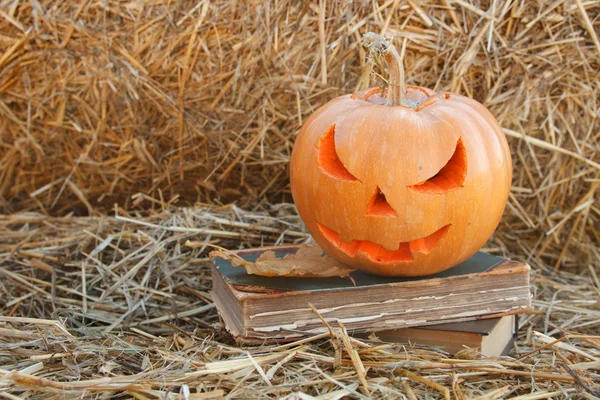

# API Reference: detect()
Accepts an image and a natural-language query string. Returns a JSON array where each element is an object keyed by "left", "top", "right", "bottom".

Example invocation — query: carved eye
[
  {"left": 317, "top": 125, "right": 359, "bottom": 181},
  {"left": 409, "top": 138, "right": 467, "bottom": 194}
]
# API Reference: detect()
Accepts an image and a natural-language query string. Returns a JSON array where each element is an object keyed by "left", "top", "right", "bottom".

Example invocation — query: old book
[
  {"left": 211, "top": 245, "right": 532, "bottom": 343},
  {"left": 361, "top": 314, "right": 517, "bottom": 357}
]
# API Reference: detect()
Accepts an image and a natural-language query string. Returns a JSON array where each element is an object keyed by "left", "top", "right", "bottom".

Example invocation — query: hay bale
[{"left": 0, "top": 1, "right": 598, "bottom": 268}]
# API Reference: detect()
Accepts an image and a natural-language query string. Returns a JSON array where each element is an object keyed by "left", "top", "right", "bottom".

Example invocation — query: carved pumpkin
[{"left": 289, "top": 34, "right": 512, "bottom": 277}]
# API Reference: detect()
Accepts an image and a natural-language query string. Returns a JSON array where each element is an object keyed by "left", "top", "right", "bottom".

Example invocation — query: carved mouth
[{"left": 317, "top": 223, "right": 451, "bottom": 263}]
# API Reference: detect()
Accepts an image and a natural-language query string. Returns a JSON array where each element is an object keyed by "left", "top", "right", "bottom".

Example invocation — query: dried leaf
[{"left": 209, "top": 244, "right": 355, "bottom": 279}]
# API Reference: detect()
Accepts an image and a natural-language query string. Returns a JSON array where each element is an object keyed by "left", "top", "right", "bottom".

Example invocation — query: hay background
[{"left": 1, "top": 0, "right": 599, "bottom": 269}]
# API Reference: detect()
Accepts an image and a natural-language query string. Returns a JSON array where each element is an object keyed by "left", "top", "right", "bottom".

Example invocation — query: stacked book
[{"left": 210, "top": 245, "right": 532, "bottom": 356}]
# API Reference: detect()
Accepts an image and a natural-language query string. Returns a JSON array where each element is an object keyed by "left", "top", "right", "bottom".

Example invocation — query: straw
[{"left": 0, "top": 204, "right": 599, "bottom": 398}]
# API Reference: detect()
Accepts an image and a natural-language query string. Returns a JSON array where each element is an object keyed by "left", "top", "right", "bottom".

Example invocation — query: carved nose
[{"left": 366, "top": 186, "right": 397, "bottom": 217}]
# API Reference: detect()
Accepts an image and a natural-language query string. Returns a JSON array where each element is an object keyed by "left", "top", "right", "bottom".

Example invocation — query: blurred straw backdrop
[{"left": 0, "top": 2, "right": 599, "bottom": 262}]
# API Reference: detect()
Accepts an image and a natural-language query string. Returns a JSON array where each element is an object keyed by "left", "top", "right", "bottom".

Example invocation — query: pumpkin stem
[{"left": 361, "top": 33, "right": 407, "bottom": 107}]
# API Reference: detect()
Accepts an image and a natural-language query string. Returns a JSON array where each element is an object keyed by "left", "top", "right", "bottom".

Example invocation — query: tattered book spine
[
  {"left": 242, "top": 296, "right": 530, "bottom": 341},
  {"left": 237, "top": 263, "right": 532, "bottom": 341}
]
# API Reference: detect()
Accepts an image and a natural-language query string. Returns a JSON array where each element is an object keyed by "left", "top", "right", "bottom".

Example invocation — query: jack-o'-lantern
[{"left": 289, "top": 33, "right": 512, "bottom": 277}]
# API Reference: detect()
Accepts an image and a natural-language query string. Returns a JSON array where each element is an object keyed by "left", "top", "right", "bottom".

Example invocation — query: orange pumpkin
[{"left": 289, "top": 34, "right": 512, "bottom": 277}]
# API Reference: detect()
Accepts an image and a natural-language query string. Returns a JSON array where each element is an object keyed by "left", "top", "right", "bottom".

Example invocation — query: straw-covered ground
[
  {"left": 1, "top": 0, "right": 599, "bottom": 398},
  {"left": 0, "top": 206, "right": 599, "bottom": 399}
]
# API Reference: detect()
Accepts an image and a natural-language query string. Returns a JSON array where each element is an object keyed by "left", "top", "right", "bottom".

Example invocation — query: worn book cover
[
  {"left": 211, "top": 245, "right": 532, "bottom": 342},
  {"left": 361, "top": 314, "right": 518, "bottom": 357}
]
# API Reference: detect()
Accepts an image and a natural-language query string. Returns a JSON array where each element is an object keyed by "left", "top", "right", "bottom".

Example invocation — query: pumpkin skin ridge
[{"left": 289, "top": 85, "right": 512, "bottom": 277}]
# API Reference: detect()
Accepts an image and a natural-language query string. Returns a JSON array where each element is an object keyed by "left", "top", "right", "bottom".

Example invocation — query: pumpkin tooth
[
  {"left": 408, "top": 224, "right": 451, "bottom": 254},
  {"left": 318, "top": 223, "right": 420, "bottom": 263},
  {"left": 317, "top": 223, "right": 360, "bottom": 256},
  {"left": 362, "top": 242, "right": 412, "bottom": 263}
]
